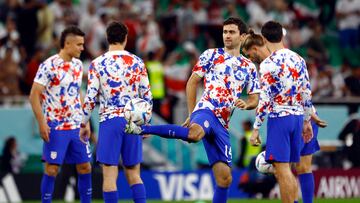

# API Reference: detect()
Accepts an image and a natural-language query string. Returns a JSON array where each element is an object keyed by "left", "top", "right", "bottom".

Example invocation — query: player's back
[
  {"left": 90, "top": 50, "right": 151, "bottom": 121},
  {"left": 260, "top": 48, "right": 308, "bottom": 116}
]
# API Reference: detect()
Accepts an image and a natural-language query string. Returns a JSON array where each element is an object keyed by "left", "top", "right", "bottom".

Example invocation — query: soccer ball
[
  {"left": 124, "top": 98, "right": 152, "bottom": 125},
  {"left": 255, "top": 151, "right": 274, "bottom": 174}
]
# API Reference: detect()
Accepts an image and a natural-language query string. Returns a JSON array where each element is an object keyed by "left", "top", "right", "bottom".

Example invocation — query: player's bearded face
[
  {"left": 223, "top": 24, "right": 241, "bottom": 49},
  {"left": 65, "top": 36, "right": 84, "bottom": 58},
  {"left": 244, "top": 47, "right": 262, "bottom": 64}
]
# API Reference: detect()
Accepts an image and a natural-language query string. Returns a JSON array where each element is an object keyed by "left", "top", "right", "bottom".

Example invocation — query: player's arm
[
  {"left": 82, "top": 63, "right": 100, "bottom": 125},
  {"left": 29, "top": 82, "right": 50, "bottom": 142},
  {"left": 235, "top": 62, "right": 260, "bottom": 110},
  {"left": 300, "top": 61, "right": 314, "bottom": 142},
  {"left": 186, "top": 73, "right": 202, "bottom": 115},
  {"left": 139, "top": 61, "right": 153, "bottom": 107}
]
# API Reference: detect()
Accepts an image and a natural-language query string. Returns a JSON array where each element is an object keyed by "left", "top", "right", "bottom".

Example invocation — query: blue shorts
[
  {"left": 265, "top": 115, "right": 304, "bottom": 163},
  {"left": 190, "top": 109, "right": 232, "bottom": 167},
  {"left": 97, "top": 117, "right": 142, "bottom": 166},
  {"left": 300, "top": 121, "right": 320, "bottom": 156},
  {"left": 43, "top": 128, "right": 91, "bottom": 165}
]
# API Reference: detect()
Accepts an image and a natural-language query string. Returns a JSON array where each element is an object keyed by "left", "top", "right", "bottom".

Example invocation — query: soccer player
[
  {"left": 241, "top": 22, "right": 314, "bottom": 203},
  {"left": 126, "top": 17, "right": 260, "bottom": 203},
  {"left": 80, "top": 21, "right": 152, "bottom": 203},
  {"left": 242, "top": 30, "right": 328, "bottom": 203},
  {"left": 29, "top": 26, "right": 92, "bottom": 203}
]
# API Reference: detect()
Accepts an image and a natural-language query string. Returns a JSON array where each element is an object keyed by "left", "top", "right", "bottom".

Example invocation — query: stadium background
[{"left": 0, "top": 0, "right": 359, "bottom": 202}]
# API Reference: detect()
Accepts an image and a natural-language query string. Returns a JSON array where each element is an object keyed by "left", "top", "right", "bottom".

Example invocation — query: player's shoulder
[
  {"left": 201, "top": 48, "right": 217, "bottom": 56},
  {"left": 127, "top": 51, "right": 144, "bottom": 63},
  {"left": 41, "top": 54, "right": 61, "bottom": 67}
]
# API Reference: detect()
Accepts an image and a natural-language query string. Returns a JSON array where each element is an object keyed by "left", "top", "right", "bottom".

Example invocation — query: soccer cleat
[{"left": 125, "top": 121, "right": 143, "bottom": 134}]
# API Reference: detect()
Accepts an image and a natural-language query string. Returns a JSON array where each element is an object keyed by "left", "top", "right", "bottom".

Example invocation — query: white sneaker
[{"left": 125, "top": 121, "right": 143, "bottom": 134}]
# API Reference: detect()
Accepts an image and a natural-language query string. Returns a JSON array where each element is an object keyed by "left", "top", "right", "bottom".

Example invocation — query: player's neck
[
  {"left": 266, "top": 42, "right": 284, "bottom": 54},
  {"left": 58, "top": 50, "right": 72, "bottom": 62},
  {"left": 224, "top": 47, "right": 241, "bottom": 57},
  {"left": 109, "top": 44, "right": 125, "bottom": 52}
]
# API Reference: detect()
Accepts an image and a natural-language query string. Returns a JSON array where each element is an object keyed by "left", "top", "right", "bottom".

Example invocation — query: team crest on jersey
[
  {"left": 50, "top": 151, "right": 57, "bottom": 159},
  {"left": 204, "top": 120, "right": 210, "bottom": 128}
]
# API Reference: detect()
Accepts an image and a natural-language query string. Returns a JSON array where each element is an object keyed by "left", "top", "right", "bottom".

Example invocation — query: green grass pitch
[{"left": 24, "top": 198, "right": 360, "bottom": 203}]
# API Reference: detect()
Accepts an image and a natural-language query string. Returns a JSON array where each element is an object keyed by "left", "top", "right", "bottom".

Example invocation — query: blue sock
[
  {"left": 141, "top": 125, "right": 189, "bottom": 141},
  {"left": 299, "top": 173, "right": 314, "bottom": 203},
  {"left": 213, "top": 186, "right": 228, "bottom": 203},
  {"left": 78, "top": 173, "right": 92, "bottom": 203},
  {"left": 294, "top": 201, "right": 298, "bottom": 203},
  {"left": 103, "top": 191, "right": 118, "bottom": 203},
  {"left": 131, "top": 183, "right": 146, "bottom": 203},
  {"left": 41, "top": 174, "right": 55, "bottom": 203}
]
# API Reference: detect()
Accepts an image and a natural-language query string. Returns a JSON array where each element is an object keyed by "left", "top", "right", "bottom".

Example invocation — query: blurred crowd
[{"left": 0, "top": 0, "right": 359, "bottom": 121}]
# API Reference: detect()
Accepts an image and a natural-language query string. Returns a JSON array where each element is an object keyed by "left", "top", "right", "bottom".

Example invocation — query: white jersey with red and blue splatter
[
  {"left": 82, "top": 50, "right": 152, "bottom": 124},
  {"left": 253, "top": 48, "right": 313, "bottom": 129},
  {"left": 192, "top": 48, "right": 260, "bottom": 129},
  {"left": 34, "top": 54, "right": 83, "bottom": 130}
]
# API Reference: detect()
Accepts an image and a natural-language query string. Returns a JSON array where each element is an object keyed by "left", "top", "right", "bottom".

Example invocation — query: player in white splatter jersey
[
  {"left": 80, "top": 22, "right": 152, "bottom": 203},
  {"left": 29, "top": 26, "right": 92, "bottom": 203}
]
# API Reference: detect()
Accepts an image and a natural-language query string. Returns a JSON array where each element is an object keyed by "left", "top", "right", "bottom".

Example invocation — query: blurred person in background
[
  {"left": 145, "top": 51, "right": 166, "bottom": 118},
  {"left": 339, "top": 105, "right": 360, "bottom": 168},
  {"left": 29, "top": 26, "right": 92, "bottom": 203},
  {"left": 0, "top": 46, "right": 21, "bottom": 96},
  {"left": 345, "top": 63, "right": 360, "bottom": 112},
  {"left": 0, "top": 136, "right": 26, "bottom": 174},
  {"left": 335, "top": 0, "right": 360, "bottom": 49},
  {"left": 237, "top": 120, "right": 261, "bottom": 169}
]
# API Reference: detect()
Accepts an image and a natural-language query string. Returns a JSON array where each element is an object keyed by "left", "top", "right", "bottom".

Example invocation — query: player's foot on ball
[{"left": 125, "top": 121, "right": 143, "bottom": 134}]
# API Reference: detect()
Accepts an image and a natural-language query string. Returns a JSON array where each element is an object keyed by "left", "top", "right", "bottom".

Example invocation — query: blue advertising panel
[{"left": 116, "top": 169, "right": 249, "bottom": 200}]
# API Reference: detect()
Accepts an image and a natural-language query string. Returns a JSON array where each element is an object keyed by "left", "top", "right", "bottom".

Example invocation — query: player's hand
[
  {"left": 312, "top": 114, "right": 327, "bottom": 128},
  {"left": 142, "top": 134, "right": 152, "bottom": 139},
  {"left": 302, "top": 120, "right": 313, "bottom": 143},
  {"left": 234, "top": 99, "right": 248, "bottom": 110},
  {"left": 182, "top": 117, "right": 190, "bottom": 127},
  {"left": 39, "top": 121, "right": 50, "bottom": 142},
  {"left": 79, "top": 123, "right": 91, "bottom": 144},
  {"left": 250, "top": 129, "right": 261, "bottom": 146}
]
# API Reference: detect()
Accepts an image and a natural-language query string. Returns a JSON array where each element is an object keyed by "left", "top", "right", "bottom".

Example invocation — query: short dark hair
[
  {"left": 261, "top": 21, "right": 283, "bottom": 43},
  {"left": 241, "top": 29, "right": 265, "bottom": 51},
  {"left": 106, "top": 21, "right": 128, "bottom": 45},
  {"left": 60, "top": 26, "right": 85, "bottom": 48},
  {"left": 223, "top": 17, "right": 248, "bottom": 35}
]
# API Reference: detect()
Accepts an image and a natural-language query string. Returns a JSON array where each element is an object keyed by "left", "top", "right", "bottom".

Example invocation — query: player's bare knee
[
  {"left": 124, "top": 165, "right": 142, "bottom": 185},
  {"left": 45, "top": 164, "right": 59, "bottom": 177},
  {"left": 295, "top": 163, "right": 311, "bottom": 174},
  {"left": 217, "top": 174, "right": 232, "bottom": 187},
  {"left": 76, "top": 162, "right": 92, "bottom": 174}
]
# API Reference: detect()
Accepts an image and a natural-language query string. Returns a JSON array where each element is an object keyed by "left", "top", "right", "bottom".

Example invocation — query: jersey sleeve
[
  {"left": 192, "top": 49, "right": 214, "bottom": 78},
  {"left": 247, "top": 63, "right": 261, "bottom": 94},
  {"left": 300, "top": 59, "right": 313, "bottom": 121},
  {"left": 34, "top": 61, "right": 51, "bottom": 86},
  {"left": 253, "top": 64, "right": 271, "bottom": 129},
  {"left": 82, "top": 62, "right": 100, "bottom": 124}
]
